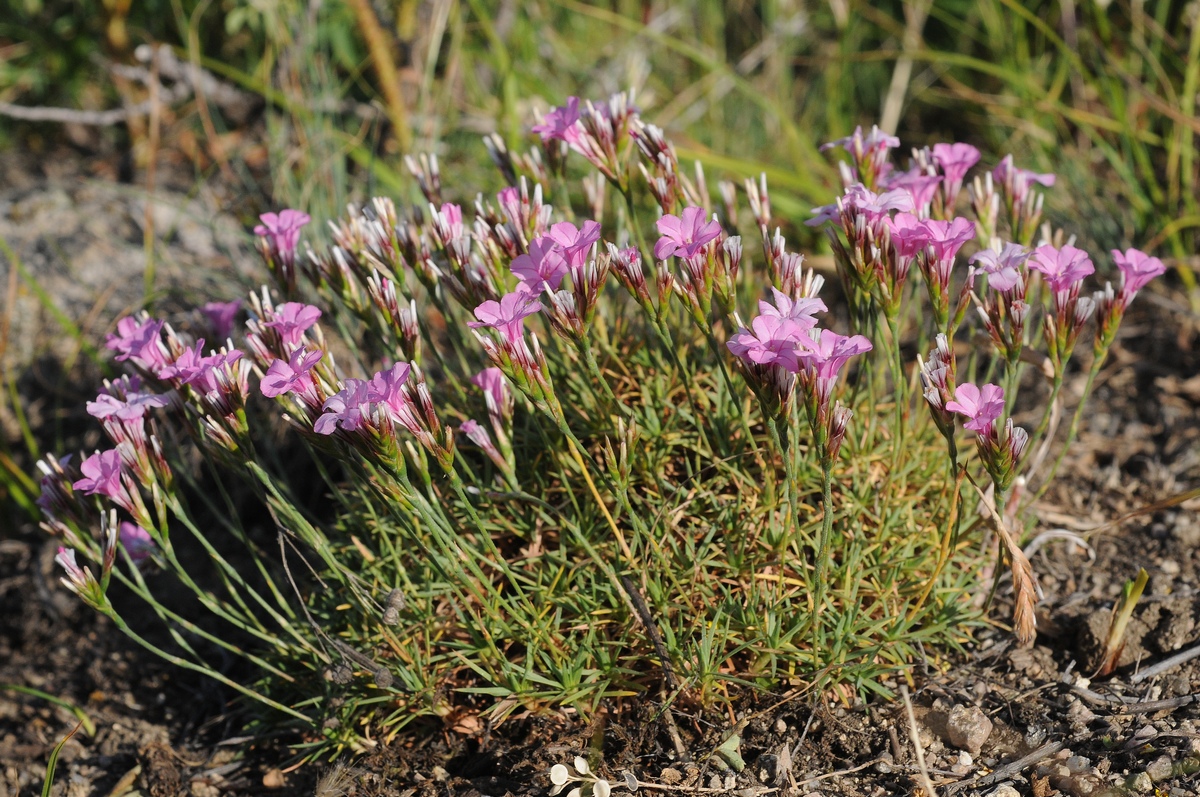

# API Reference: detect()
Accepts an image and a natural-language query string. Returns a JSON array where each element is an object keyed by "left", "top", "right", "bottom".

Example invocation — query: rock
[
  {"left": 1145, "top": 755, "right": 1173, "bottom": 782},
  {"left": 1125, "top": 771, "right": 1153, "bottom": 792},
  {"left": 1066, "top": 756, "right": 1091, "bottom": 774},
  {"left": 660, "top": 768, "right": 681, "bottom": 785},
  {"left": 945, "top": 704, "right": 993, "bottom": 755},
  {"left": 987, "top": 786, "right": 1021, "bottom": 797}
]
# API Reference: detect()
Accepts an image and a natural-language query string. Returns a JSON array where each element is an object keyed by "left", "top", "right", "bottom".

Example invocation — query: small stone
[
  {"left": 987, "top": 786, "right": 1021, "bottom": 797},
  {"left": 708, "top": 774, "right": 722, "bottom": 790},
  {"left": 1066, "top": 756, "right": 1091, "bottom": 774},
  {"left": 262, "top": 769, "right": 286, "bottom": 789},
  {"left": 1066, "top": 700, "right": 1097, "bottom": 725},
  {"left": 773, "top": 718, "right": 787, "bottom": 734},
  {"left": 950, "top": 751, "right": 973, "bottom": 776},
  {"left": 661, "top": 768, "right": 682, "bottom": 785},
  {"left": 724, "top": 774, "right": 737, "bottom": 790},
  {"left": 1145, "top": 755, "right": 1173, "bottom": 782},
  {"left": 1125, "top": 772, "right": 1153, "bottom": 793},
  {"left": 946, "top": 704, "right": 993, "bottom": 755},
  {"left": 1160, "top": 559, "right": 1181, "bottom": 575}
]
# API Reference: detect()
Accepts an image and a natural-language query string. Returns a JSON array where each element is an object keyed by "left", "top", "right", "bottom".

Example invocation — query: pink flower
[
  {"left": 202, "top": 300, "right": 241, "bottom": 341},
  {"left": 1111, "top": 247, "right": 1165, "bottom": 297},
  {"left": 945, "top": 382, "right": 1005, "bottom": 433},
  {"left": 921, "top": 217, "right": 976, "bottom": 263},
  {"left": 254, "top": 209, "right": 311, "bottom": 255},
  {"left": 471, "top": 367, "right": 510, "bottom": 414},
  {"left": 820, "top": 125, "right": 900, "bottom": 155},
  {"left": 885, "top": 212, "right": 931, "bottom": 259},
  {"left": 654, "top": 207, "right": 722, "bottom": 260},
  {"left": 993, "top": 155, "right": 1056, "bottom": 190},
  {"left": 843, "top": 184, "right": 915, "bottom": 219},
  {"left": 366, "top": 362, "right": 414, "bottom": 419},
  {"left": 73, "top": 449, "right": 124, "bottom": 498},
  {"left": 884, "top": 169, "right": 943, "bottom": 213},
  {"left": 118, "top": 522, "right": 155, "bottom": 563},
  {"left": 758, "top": 287, "right": 826, "bottom": 331},
  {"left": 105, "top": 317, "right": 169, "bottom": 372},
  {"left": 727, "top": 315, "right": 807, "bottom": 372},
  {"left": 459, "top": 419, "right": 493, "bottom": 449},
  {"left": 263, "top": 302, "right": 322, "bottom": 348},
  {"left": 86, "top": 391, "right": 170, "bottom": 421},
  {"left": 260, "top": 347, "right": 323, "bottom": 398},
  {"left": 313, "top": 379, "right": 370, "bottom": 435},
  {"left": 932, "top": 142, "right": 981, "bottom": 198},
  {"left": 798, "top": 329, "right": 874, "bottom": 380},
  {"left": 796, "top": 329, "right": 874, "bottom": 408},
  {"left": 469, "top": 291, "right": 543, "bottom": 342},
  {"left": 1029, "top": 244, "right": 1094, "bottom": 292},
  {"left": 511, "top": 238, "right": 569, "bottom": 293},
  {"left": 546, "top": 220, "right": 602, "bottom": 267},
  {"left": 532, "top": 97, "right": 582, "bottom": 143},
  {"left": 970, "top": 243, "right": 1028, "bottom": 293}
]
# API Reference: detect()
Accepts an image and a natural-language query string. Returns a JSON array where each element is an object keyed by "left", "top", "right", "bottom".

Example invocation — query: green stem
[
  {"left": 1028, "top": 346, "right": 1108, "bottom": 505},
  {"left": 106, "top": 610, "right": 312, "bottom": 723}
]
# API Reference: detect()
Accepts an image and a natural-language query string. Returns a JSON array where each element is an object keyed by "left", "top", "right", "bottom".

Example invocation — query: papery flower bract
[
  {"left": 260, "top": 347, "right": 323, "bottom": 399},
  {"left": 118, "top": 521, "right": 155, "bottom": 563},
  {"left": 654, "top": 207, "right": 722, "bottom": 260},
  {"left": 202, "top": 300, "right": 241, "bottom": 341},
  {"left": 970, "top": 242, "right": 1028, "bottom": 293},
  {"left": 469, "top": 291, "right": 544, "bottom": 342},
  {"left": 945, "top": 382, "right": 1006, "bottom": 433},
  {"left": 313, "top": 379, "right": 370, "bottom": 435},
  {"left": 254, "top": 209, "right": 311, "bottom": 254},
  {"left": 55, "top": 547, "right": 106, "bottom": 608},
  {"left": 72, "top": 449, "right": 124, "bottom": 498},
  {"left": 1111, "top": 248, "right": 1165, "bottom": 301},
  {"left": 86, "top": 391, "right": 170, "bottom": 421},
  {"left": 511, "top": 238, "right": 569, "bottom": 293},
  {"left": 547, "top": 220, "right": 602, "bottom": 267},
  {"left": 263, "top": 302, "right": 322, "bottom": 348}
]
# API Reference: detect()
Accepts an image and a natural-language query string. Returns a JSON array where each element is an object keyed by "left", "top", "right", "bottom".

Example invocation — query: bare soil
[{"left": 2, "top": 148, "right": 1199, "bottom": 797}]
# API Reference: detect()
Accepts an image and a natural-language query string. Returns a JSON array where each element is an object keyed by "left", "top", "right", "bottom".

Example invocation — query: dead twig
[
  {"left": 946, "top": 740, "right": 1064, "bottom": 793},
  {"left": 1071, "top": 685, "right": 1199, "bottom": 714},
  {"left": 900, "top": 685, "right": 939, "bottom": 797},
  {"left": 1130, "top": 640, "right": 1200, "bottom": 684}
]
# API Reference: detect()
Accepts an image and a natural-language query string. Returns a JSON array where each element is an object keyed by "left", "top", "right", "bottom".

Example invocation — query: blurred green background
[{"left": 2, "top": 0, "right": 1196, "bottom": 258}]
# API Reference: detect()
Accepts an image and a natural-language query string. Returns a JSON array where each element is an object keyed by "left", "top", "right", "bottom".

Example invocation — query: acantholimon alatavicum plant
[{"left": 38, "top": 92, "right": 1163, "bottom": 758}]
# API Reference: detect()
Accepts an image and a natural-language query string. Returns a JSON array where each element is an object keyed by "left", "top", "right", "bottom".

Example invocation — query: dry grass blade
[{"left": 967, "top": 473, "right": 1037, "bottom": 647}]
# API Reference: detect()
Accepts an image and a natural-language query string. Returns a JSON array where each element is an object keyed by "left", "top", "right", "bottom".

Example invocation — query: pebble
[
  {"left": 773, "top": 718, "right": 787, "bottom": 734},
  {"left": 986, "top": 786, "right": 1021, "bottom": 797},
  {"left": 1066, "top": 755, "right": 1091, "bottom": 774},
  {"left": 945, "top": 704, "right": 993, "bottom": 755},
  {"left": 1145, "top": 755, "right": 1173, "bottom": 782},
  {"left": 1125, "top": 771, "right": 1153, "bottom": 792}
]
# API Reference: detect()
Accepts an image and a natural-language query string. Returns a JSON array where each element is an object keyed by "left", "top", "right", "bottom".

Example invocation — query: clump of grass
[{"left": 37, "top": 95, "right": 1162, "bottom": 761}]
